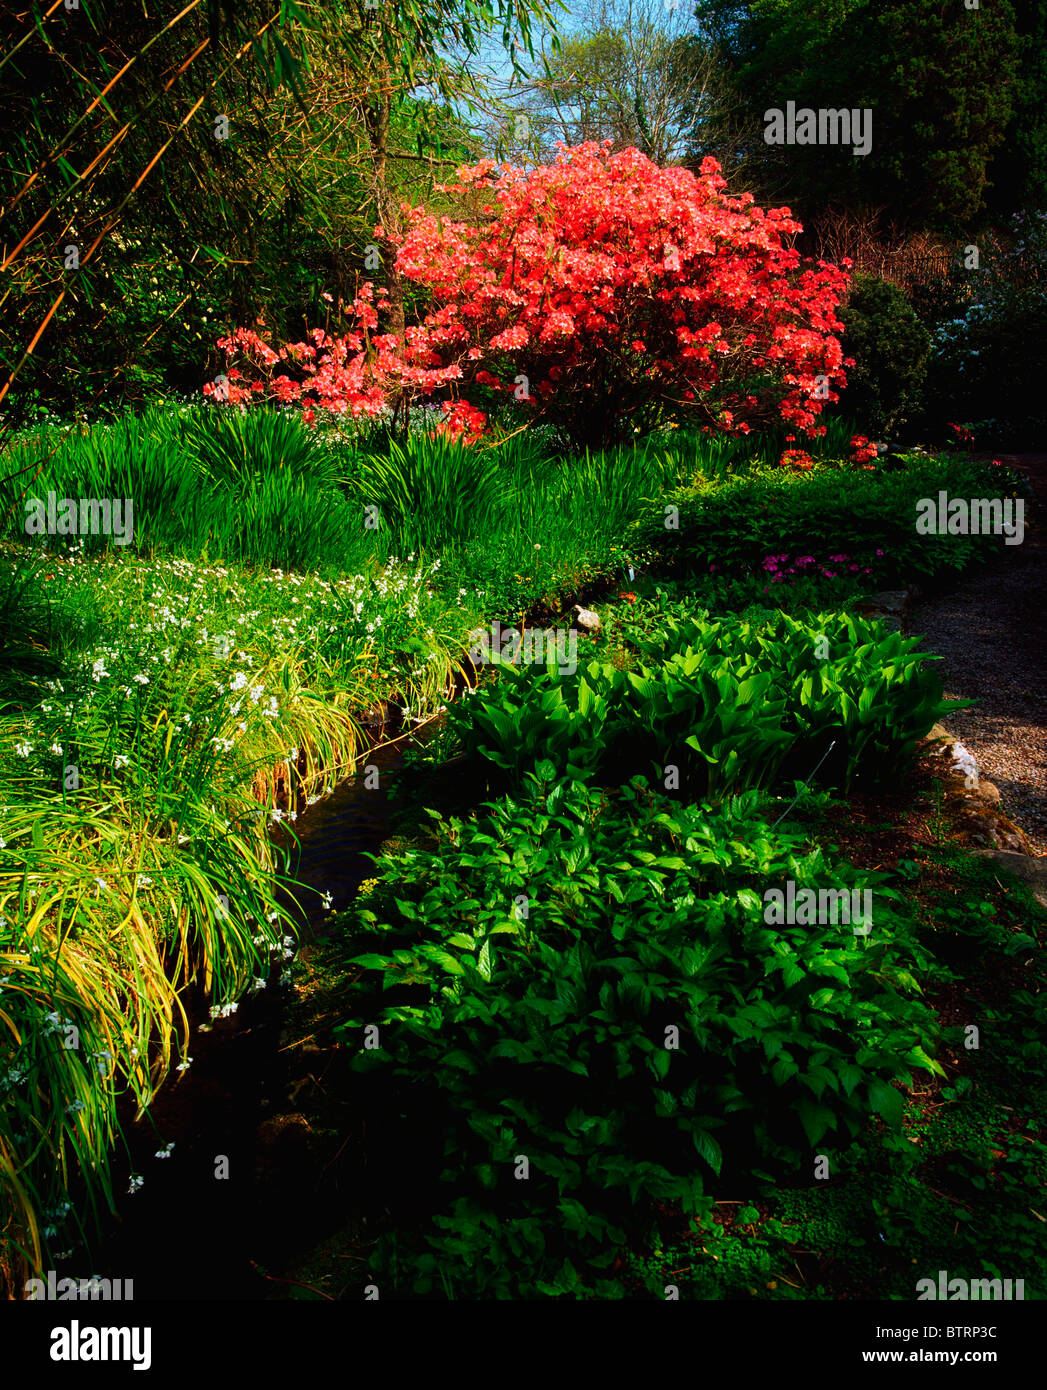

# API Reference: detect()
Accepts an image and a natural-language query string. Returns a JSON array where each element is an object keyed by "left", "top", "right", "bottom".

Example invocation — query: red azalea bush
[
  {"left": 947, "top": 421, "right": 976, "bottom": 451},
  {"left": 437, "top": 399, "right": 488, "bottom": 444},
  {"left": 201, "top": 283, "right": 459, "bottom": 416},
  {"left": 779, "top": 447, "right": 817, "bottom": 470},
  {"left": 206, "top": 143, "right": 853, "bottom": 449},
  {"left": 849, "top": 434, "right": 878, "bottom": 464}
]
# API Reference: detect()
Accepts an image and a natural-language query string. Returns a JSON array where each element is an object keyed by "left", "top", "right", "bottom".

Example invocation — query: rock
[
  {"left": 287, "top": 1073, "right": 319, "bottom": 1106},
  {"left": 255, "top": 1112, "right": 319, "bottom": 1184},
  {"left": 924, "top": 733, "right": 983, "bottom": 787},
  {"left": 921, "top": 726, "right": 1034, "bottom": 854},
  {"left": 971, "top": 848, "right": 1047, "bottom": 907},
  {"left": 960, "top": 806, "right": 1032, "bottom": 854},
  {"left": 360, "top": 699, "right": 396, "bottom": 730},
  {"left": 973, "top": 778, "right": 1002, "bottom": 804},
  {"left": 572, "top": 605, "right": 602, "bottom": 635},
  {"left": 256, "top": 1111, "right": 313, "bottom": 1149},
  {"left": 855, "top": 588, "right": 912, "bottom": 634},
  {"left": 944, "top": 739, "right": 979, "bottom": 783},
  {"left": 871, "top": 590, "right": 909, "bottom": 617},
  {"left": 990, "top": 820, "right": 1033, "bottom": 854}
]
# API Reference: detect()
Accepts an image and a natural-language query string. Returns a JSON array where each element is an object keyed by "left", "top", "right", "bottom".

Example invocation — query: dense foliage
[
  {"left": 632, "top": 455, "right": 1027, "bottom": 587},
  {"left": 333, "top": 771, "right": 940, "bottom": 1296},
  {"left": 2, "top": 0, "right": 1043, "bottom": 1308},
  {"left": 921, "top": 214, "right": 1047, "bottom": 447},
  {"left": 450, "top": 608, "right": 957, "bottom": 796},
  {"left": 836, "top": 275, "right": 931, "bottom": 438},
  {"left": 692, "top": 0, "right": 1036, "bottom": 231},
  {"left": 0, "top": 0, "right": 550, "bottom": 428}
]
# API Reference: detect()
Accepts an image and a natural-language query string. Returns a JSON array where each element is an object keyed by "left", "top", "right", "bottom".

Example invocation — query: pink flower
[{"left": 489, "top": 326, "right": 530, "bottom": 350}]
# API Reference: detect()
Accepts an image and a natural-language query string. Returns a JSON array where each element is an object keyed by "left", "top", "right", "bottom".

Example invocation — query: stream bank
[{"left": 78, "top": 715, "right": 442, "bottom": 1299}]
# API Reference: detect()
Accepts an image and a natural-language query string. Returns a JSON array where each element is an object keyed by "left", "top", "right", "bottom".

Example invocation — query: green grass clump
[{"left": 0, "top": 540, "right": 468, "bottom": 1281}]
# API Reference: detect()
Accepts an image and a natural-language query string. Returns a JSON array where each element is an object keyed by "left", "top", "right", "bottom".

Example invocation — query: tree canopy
[{"left": 692, "top": 0, "right": 1034, "bottom": 232}]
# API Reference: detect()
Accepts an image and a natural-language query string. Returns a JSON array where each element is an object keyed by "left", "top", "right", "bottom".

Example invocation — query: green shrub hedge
[
  {"left": 836, "top": 273, "right": 931, "bottom": 437},
  {"left": 631, "top": 454, "right": 1027, "bottom": 587}
]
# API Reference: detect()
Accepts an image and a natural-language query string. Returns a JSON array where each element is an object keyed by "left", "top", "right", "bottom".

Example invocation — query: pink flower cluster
[{"left": 760, "top": 549, "right": 884, "bottom": 584}]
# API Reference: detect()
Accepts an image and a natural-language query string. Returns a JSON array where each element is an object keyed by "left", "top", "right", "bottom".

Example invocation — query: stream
[{"left": 83, "top": 716, "right": 441, "bottom": 1300}]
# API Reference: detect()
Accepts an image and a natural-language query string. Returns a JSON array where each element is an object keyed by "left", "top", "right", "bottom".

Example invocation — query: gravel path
[{"left": 908, "top": 454, "right": 1047, "bottom": 855}]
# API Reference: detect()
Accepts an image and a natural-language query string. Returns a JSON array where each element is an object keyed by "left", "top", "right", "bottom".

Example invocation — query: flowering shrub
[
  {"left": 779, "top": 447, "right": 817, "bottom": 470},
  {"left": 850, "top": 434, "right": 878, "bottom": 464},
  {"left": 206, "top": 144, "right": 853, "bottom": 449},
  {"left": 201, "top": 283, "right": 458, "bottom": 419},
  {"left": 436, "top": 399, "right": 488, "bottom": 445},
  {"left": 947, "top": 421, "right": 976, "bottom": 451}
]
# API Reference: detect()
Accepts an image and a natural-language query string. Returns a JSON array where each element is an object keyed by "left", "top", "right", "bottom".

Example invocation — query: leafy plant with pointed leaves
[{"left": 332, "top": 768, "right": 941, "bottom": 1296}]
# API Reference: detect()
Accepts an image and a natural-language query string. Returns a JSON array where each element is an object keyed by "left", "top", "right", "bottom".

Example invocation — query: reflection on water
[{"left": 279, "top": 715, "right": 447, "bottom": 935}]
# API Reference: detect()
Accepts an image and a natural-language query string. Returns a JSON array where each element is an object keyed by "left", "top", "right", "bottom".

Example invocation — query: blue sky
[{"left": 466, "top": 0, "right": 578, "bottom": 87}]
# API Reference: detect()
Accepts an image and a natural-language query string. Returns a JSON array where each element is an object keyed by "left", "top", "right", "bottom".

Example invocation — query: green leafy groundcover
[
  {"left": 449, "top": 610, "right": 960, "bottom": 798},
  {"left": 331, "top": 770, "right": 941, "bottom": 1298},
  {"left": 633, "top": 454, "right": 1028, "bottom": 585}
]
